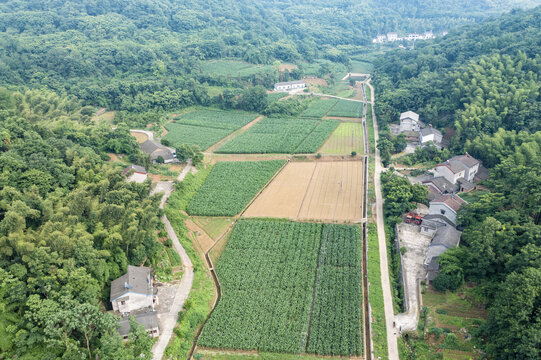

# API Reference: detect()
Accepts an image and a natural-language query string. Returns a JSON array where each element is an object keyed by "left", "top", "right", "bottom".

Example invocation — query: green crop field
[
  {"left": 198, "top": 220, "right": 362, "bottom": 356},
  {"left": 328, "top": 100, "right": 363, "bottom": 118},
  {"left": 216, "top": 117, "right": 324, "bottom": 154},
  {"left": 294, "top": 120, "right": 340, "bottom": 154},
  {"left": 164, "top": 109, "right": 258, "bottom": 150},
  {"left": 199, "top": 60, "right": 274, "bottom": 77},
  {"left": 267, "top": 92, "right": 288, "bottom": 103},
  {"left": 300, "top": 98, "right": 338, "bottom": 118},
  {"left": 186, "top": 160, "right": 285, "bottom": 216}
]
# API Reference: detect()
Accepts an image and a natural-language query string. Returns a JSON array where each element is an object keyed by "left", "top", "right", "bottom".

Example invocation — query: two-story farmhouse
[
  {"left": 427, "top": 194, "right": 467, "bottom": 226},
  {"left": 419, "top": 125, "right": 443, "bottom": 147},
  {"left": 434, "top": 154, "right": 480, "bottom": 184},
  {"left": 274, "top": 80, "right": 306, "bottom": 92},
  {"left": 140, "top": 139, "right": 177, "bottom": 164},
  {"left": 122, "top": 165, "right": 147, "bottom": 183},
  {"left": 399, "top": 111, "right": 420, "bottom": 132},
  {"left": 110, "top": 265, "right": 156, "bottom": 314}
]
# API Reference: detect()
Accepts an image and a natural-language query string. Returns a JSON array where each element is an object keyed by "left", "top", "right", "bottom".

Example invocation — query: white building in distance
[
  {"left": 274, "top": 80, "right": 306, "bottom": 92},
  {"left": 399, "top": 111, "right": 420, "bottom": 132}
]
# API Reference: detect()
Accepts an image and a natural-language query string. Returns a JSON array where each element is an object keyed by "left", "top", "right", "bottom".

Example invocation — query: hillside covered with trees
[
  {"left": 1, "top": 0, "right": 539, "bottom": 115},
  {"left": 373, "top": 7, "right": 541, "bottom": 359}
]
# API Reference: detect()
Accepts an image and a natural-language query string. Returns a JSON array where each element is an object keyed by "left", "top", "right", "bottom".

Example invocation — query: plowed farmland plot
[
  {"left": 244, "top": 161, "right": 364, "bottom": 222},
  {"left": 327, "top": 99, "right": 363, "bottom": 118},
  {"left": 187, "top": 160, "right": 285, "bottom": 216},
  {"left": 216, "top": 118, "right": 330, "bottom": 154},
  {"left": 318, "top": 122, "right": 364, "bottom": 155},
  {"left": 300, "top": 98, "right": 338, "bottom": 118},
  {"left": 198, "top": 220, "right": 362, "bottom": 356},
  {"left": 163, "top": 109, "right": 258, "bottom": 150}
]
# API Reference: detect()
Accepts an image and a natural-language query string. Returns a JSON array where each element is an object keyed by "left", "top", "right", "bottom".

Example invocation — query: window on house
[
  {"left": 440, "top": 209, "right": 446, "bottom": 215},
  {"left": 120, "top": 300, "right": 126, "bottom": 305}
]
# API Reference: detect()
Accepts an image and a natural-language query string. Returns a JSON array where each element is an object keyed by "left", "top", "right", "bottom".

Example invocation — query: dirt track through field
[
  {"left": 244, "top": 161, "right": 363, "bottom": 222},
  {"left": 205, "top": 115, "right": 264, "bottom": 153}
]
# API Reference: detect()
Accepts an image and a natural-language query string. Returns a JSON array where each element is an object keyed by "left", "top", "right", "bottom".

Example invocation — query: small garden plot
[
  {"left": 294, "top": 120, "right": 340, "bottom": 153},
  {"left": 163, "top": 109, "right": 258, "bottom": 150},
  {"left": 216, "top": 118, "right": 320, "bottom": 154},
  {"left": 186, "top": 160, "right": 286, "bottom": 216},
  {"left": 198, "top": 220, "right": 363, "bottom": 356},
  {"left": 163, "top": 123, "right": 231, "bottom": 151},
  {"left": 318, "top": 122, "right": 363, "bottom": 155},
  {"left": 300, "top": 98, "right": 338, "bottom": 118},
  {"left": 173, "top": 109, "right": 257, "bottom": 130},
  {"left": 328, "top": 99, "right": 363, "bottom": 118}
]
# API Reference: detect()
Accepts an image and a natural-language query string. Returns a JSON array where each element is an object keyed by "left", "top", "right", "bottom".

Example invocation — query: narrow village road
[
  {"left": 152, "top": 162, "right": 194, "bottom": 360},
  {"left": 130, "top": 129, "right": 154, "bottom": 141},
  {"left": 366, "top": 81, "right": 400, "bottom": 360}
]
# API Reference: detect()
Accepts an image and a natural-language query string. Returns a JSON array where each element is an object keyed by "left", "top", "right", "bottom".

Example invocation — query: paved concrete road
[
  {"left": 367, "top": 81, "right": 400, "bottom": 360},
  {"left": 152, "top": 162, "right": 194, "bottom": 360}
]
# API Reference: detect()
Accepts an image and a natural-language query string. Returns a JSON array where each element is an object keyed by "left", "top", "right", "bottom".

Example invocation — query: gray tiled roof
[
  {"left": 423, "top": 176, "right": 457, "bottom": 193},
  {"left": 420, "top": 127, "right": 442, "bottom": 137},
  {"left": 431, "top": 194, "right": 466, "bottom": 212},
  {"left": 400, "top": 111, "right": 419, "bottom": 121},
  {"left": 110, "top": 265, "right": 152, "bottom": 301},
  {"left": 122, "top": 165, "right": 147, "bottom": 176},
  {"left": 118, "top": 312, "right": 159, "bottom": 336},
  {"left": 140, "top": 139, "right": 162, "bottom": 154},
  {"left": 431, "top": 225, "right": 461, "bottom": 249}
]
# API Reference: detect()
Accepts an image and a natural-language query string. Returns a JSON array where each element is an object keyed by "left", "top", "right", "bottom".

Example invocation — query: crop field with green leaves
[
  {"left": 186, "top": 160, "right": 285, "bottom": 216},
  {"left": 328, "top": 100, "right": 363, "bottom": 118},
  {"left": 163, "top": 109, "right": 258, "bottom": 150},
  {"left": 300, "top": 98, "right": 338, "bottom": 118},
  {"left": 198, "top": 220, "right": 363, "bottom": 356},
  {"left": 216, "top": 118, "right": 332, "bottom": 154},
  {"left": 294, "top": 120, "right": 340, "bottom": 153}
]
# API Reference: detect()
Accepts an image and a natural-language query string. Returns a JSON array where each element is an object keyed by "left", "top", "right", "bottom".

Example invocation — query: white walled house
[
  {"left": 399, "top": 111, "right": 420, "bottom": 132},
  {"left": 434, "top": 154, "right": 480, "bottom": 184},
  {"left": 111, "top": 266, "right": 156, "bottom": 314},
  {"left": 428, "top": 194, "right": 466, "bottom": 226},
  {"left": 387, "top": 32, "right": 398, "bottom": 41},
  {"left": 122, "top": 165, "right": 147, "bottom": 183},
  {"left": 274, "top": 80, "right": 306, "bottom": 92},
  {"left": 419, "top": 125, "right": 443, "bottom": 147}
]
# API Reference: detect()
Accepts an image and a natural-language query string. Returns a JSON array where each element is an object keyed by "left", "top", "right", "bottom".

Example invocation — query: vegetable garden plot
[
  {"left": 300, "top": 98, "right": 338, "bottom": 118},
  {"left": 198, "top": 220, "right": 363, "bottom": 356},
  {"left": 294, "top": 120, "right": 340, "bottom": 154},
  {"left": 216, "top": 117, "right": 321, "bottom": 154},
  {"left": 186, "top": 160, "right": 285, "bottom": 216},
  {"left": 327, "top": 99, "right": 363, "bottom": 118},
  {"left": 163, "top": 109, "right": 258, "bottom": 150}
]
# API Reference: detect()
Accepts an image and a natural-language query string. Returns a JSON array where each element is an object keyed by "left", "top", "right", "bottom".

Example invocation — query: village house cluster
[
  {"left": 397, "top": 111, "right": 444, "bottom": 148},
  {"left": 372, "top": 31, "right": 441, "bottom": 44}
]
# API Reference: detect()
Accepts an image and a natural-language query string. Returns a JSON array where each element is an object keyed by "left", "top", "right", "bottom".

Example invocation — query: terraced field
[{"left": 198, "top": 220, "right": 363, "bottom": 356}]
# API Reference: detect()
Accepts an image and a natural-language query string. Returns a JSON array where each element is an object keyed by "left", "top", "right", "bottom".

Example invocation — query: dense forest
[
  {"left": 373, "top": 7, "right": 541, "bottom": 359},
  {"left": 1, "top": 0, "right": 539, "bottom": 114},
  {"left": 0, "top": 88, "right": 163, "bottom": 358}
]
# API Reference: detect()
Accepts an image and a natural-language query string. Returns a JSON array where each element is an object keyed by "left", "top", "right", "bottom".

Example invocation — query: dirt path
[
  {"left": 152, "top": 162, "right": 194, "bottom": 360},
  {"left": 130, "top": 129, "right": 154, "bottom": 141},
  {"left": 367, "top": 81, "right": 399, "bottom": 360},
  {"left": 205, "top": 115, "right": 264, "bottom": 153}
]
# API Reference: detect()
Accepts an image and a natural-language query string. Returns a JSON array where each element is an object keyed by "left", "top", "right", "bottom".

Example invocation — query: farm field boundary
[{"left": 207, "top": 115, "right": 264, "bottom": 153}]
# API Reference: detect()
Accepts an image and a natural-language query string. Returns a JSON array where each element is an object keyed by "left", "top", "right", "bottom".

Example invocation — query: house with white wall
[
  {"left": 419, "top": 125, "right": 443, "bottom": 147},
  {"left": 399, "top": 111, "right": 420, "bottom": 132},
  {"left": 274, "top": 80, "right": 306, "bottom": 92},
  {"left": 111, "top": 266, "right": 157, "bottom": 314},
  {"left": 427, "top": 194, "right": 467, "bottom": 226},
  {"left": 434, "top": 154, "right": 480, "bottom": 184}
]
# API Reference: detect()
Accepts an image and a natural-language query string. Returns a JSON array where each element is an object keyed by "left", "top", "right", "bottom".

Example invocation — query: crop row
[
  {"left": 173, "top": 109, "right": 257, "bottom": 130},
  {"left": 198, "top": 220, "right": 363, "bottom": 355},
  {"left": 186, "top": 160, "right": 285, "bottom": 216},
  {"left": 328, "top": 99, "right": 363, "bottom": 118},
  {"left": 163, "top": 123, "right": 231, "bottom": 151},
  {"left": 300, "top": 98, "right": 338, "bottom": 118},
  {"left": 294, "top": 120, "right": 340, "bottom": 153},
  {"left": 216, "top": 117, "right": 320, "bottom": 154}
]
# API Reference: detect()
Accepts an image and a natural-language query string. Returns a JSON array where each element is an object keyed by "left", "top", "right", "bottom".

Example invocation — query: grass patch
[
  {"left": 198, "top": 60, "right": 274, "bottom": 78},
  {"left": 300, "top": 98, "right": 338, "bottom": 118},
  {"left": 192, "top": 217, "right": 234, "bottom": 240},
  {"left": 318, "top": 122, "right": 363, "bottom": 155},
  {"left": 366, "top": 222, "right": 388, "bottom": 360}
]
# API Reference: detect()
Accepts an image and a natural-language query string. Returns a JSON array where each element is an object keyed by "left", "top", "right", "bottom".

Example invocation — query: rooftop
[
  {"left": 274, "top": 80, "right": 306, "bottom": 86},
  {"left": 400, "top": 111, "right": 419, "bottom": 122},
  {"left": 110, "top": 265, "right": 153, "bottom": 301},
  {"left": 420, "top": 126, "right": 442, "bottom": 137},
  {"left": 118, "top": 312, "right": 159, "bottom": 336},
  {"left": 437, "top": 153, "right": 480, "bottom": 173},
  {"left": 431, "top": 194, "right": 467, "bottom": 213},
  {"left": 422, "top": 176, "right": 457, "bottom": 193},
  {"left": 431, "top": 224, "right": 461, "bottom": 249},
  {"left": 122, "top": 165, "right": 147, "bottom": 176}
]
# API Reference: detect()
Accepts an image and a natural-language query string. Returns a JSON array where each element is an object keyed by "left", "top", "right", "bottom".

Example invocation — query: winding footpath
[
  {"left": 152, "top": 163, "right": 194, "bottom": 360},
  {"left": 366, "top": 81, "right": 399, "bottom": 359}
]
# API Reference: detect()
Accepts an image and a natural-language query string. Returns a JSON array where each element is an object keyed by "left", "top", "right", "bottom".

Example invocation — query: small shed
[
  {"left": 122, "top": 165, "right": 147, "bottom": 183},
  {"left": 118, "top": 312, "right": 160, "bottom": 340}
]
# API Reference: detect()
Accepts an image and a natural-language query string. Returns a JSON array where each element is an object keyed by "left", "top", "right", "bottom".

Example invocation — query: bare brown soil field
[
  {"left": 108, "top": 153, "right": 122, "bottom": 162},
  {"left": 185, "top": 219, "right": 215, "bottom": 253},
  {"left": 279, "top": 63, "right": 298, "bottom": 71},
  {"left": 304, "top": 77, "right": 328, "bottom": 87},
  {"left": 243, "top": 160, "right": 364, "bottom": 222},
  {"left": 131, "top": 131, "right": 149, "bottom": 143}
]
